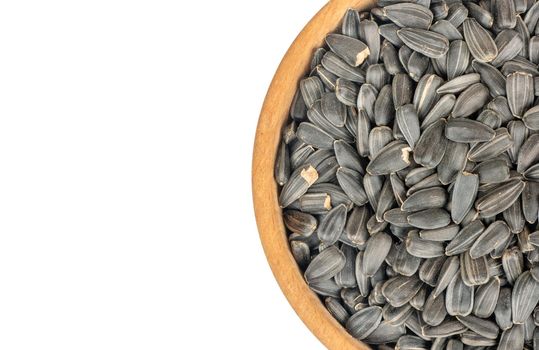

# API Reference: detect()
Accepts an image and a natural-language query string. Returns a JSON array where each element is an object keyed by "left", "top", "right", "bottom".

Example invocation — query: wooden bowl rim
[{"left": 252, "top": 0, "right": 374, "bottom": 349}]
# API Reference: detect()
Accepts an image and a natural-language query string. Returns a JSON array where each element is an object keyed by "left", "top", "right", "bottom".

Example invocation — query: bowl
[{"left": 252, "top": 0, "right": 375, "bottom": 349}]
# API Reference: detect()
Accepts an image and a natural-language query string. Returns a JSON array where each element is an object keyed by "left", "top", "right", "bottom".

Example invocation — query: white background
[{"left": 0, "top": 1, "right": 328, "bottom": 349}]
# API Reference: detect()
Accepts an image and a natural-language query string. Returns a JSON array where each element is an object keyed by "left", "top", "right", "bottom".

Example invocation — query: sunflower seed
[
  {"left": 522, "top": 181, "right": 539, "bottom": 223},
  {"left": 446, "top": 220, "right": 485, "bottom": 255},
  {"left": 359, "top": 20, "right": 381, "bottom": 65},
  {"left": 515, "top": 14, "right": 530, "bottom": 56},
  {"left": 322, "top": 52, "right": 366, "bottom": 83},
  {"left": 525, "top": 1, "right": 539, "bottom": 32},
  {"left": 473, "top": 60, "right": 507, "bottom": 98},
  {"left": 414, "top": 119, "right": 448, "bottom": 168},
  {"left": 374, "top": 85, "right": 395, "bottom": 127},
  {"left": 457, "top": 314, "right": 500, "bottom": 339},
  {"left": 517, "top": 134, "right": 539, "bottom": 173},
  {"left": 503, "top": 199, "right": 525, "bottom": 233},
  {"left": 502, "top": 57, "right": 539, "bottom": 76},
  {"left": 395, "top": 334, "right": 428, "bottom": 350},
  {"left": 477, "top": 109, "right": 502, "bottom": 129},
  {"left": 508, "top": 72, "right": 534, "bottom": 117},
  {"left": 451, "top": 172, "right": 479, "bottom": 224},
  {"left": 494, "top": 0, "right": 517, "bottom": 29},
  {"left": 461, "top": 251, "right": 490, "bottom": 286},
  {"left": 380, "top": 23, "right": 405, "bottom": 47},
  {"left": 463, "top": 18, "right": 498, "bottom": 62},
  {"left": 346, "top": 305, "right": 383, "bottom": 339},
  {"left": 523, "top": 105, "right": 539, "bottom": 130},
  {"left": 407, "top": 173, "right": 443, "bottom": 195},
  {"left": 502, "top": 247, "right": 524, "bottom": 286},
  {"left": 438, "top": 74, "right": 481, "bottom": 95},
  {"left": 407, "top": 208, "right": 451, "bottom": 230},
  {"left": 363, "top": 321, "right": 406, "bottom": 344},
  {"left": 308, "top": 278, "right": 341, "bottom": 298},
  {"left": 447, "top": 2, "right": 469, "bottom": 27},
  {"left": 445, "top": 339, "right": 463, "bottom": 350},
  {"left": 393, "top": 73, "right": 415, "bottom": 107},
  {"left": 344, "top": 205, "right": 369, "bottom": 246},
  {"left": 413, "top": 74, "right": 444, "bottom": 122},
  {"left": 405, "top": 167, "right": 436, "bottom": 187},
  {"left": 467, "top": 2, "right": 494, "bottom": 28},
  {"left": 401, "top": 186, "right": 447, "bottom": 213},
  {"left": 279, "top": 165, "right": 319, "bottom": 208},
  {"left": 474, "top": 158, "right": 510, "bottom": 184},
  {"left": 317, "top": 204, "right": 347, "bottom": 245},
  {"left": 325, "top": 297, "right": 350, "bottom": 325},
  {"left": 321, "top": 93, "right": 346, "bottom": 127},
  {"left": 492, "top": 29, "right": 524, "bottom": 67},
  {"left": 382, "top": 40, "right": 404, "bottom": 75},
  {"left": 363, "top": 232, "right": 393, "bottom": 276},
  {"left": 421, "top": 94, "right": 455, "bottom": 130},
  {"left": 383, "top": 3, "right": 434, "bottom": 29},
  {"left": 341, "top": 9, "right": 360, "bottom": 38},
  {"left": 326, "top": 34, "right": 370, "bottom": 67},
  {"left": 446, "top": 119, "right": 495, "bottom": 144},
  {"left": 355, "top": 251, "right": 371, "bottom": 297},
  {"left": 498, "top": 324, "right": 525, "bottom": 350},
  {"left": 446, "top": 272, "right": 475, "bottom": 316},
  {"left": 422, "top": 290, "right": 447, "bottom": 327},
  {"left": 475, "top": 179, "right": 525, "bottom": 217},
  {"left": 452, "top": 83, "right": 491, "bottom": 118},
  {"left": 410, "top": 287, "right": 427, "bottom": 311},
  {"left": 357, "top": 84, "right": 378, "bottom": 122},
  {"left": 335, "top": 245, "right": 358, "bottom": 288},
  {"left": 384, "top": 208, "right": 412, "bottom": 227},
  {"left": 407, "top": 51, "right": 430, "bottom": 82},
  {"left": 334, "top": 140, "right": 362, "bottom": 173},
  {"left": 382, "top": 275, "right": 424, "bottom": 307},
  {"left": 284, "top": 210, "right": 317, "bottom": 236},
  {"left": 468, "top": 127, "right": 514, "bottom": 163},
  {"left": 367, "top": 141, "right": 412, "bottom": 175},
  {"left": 460, "top": 330, "right": 498, "bottom": 346},
  {"left": 431, "top": 19, "right": 462, "bottom": 41},
  {"left": 422, "top": 318, "right": 468, "bottom": 337},
  {"left": 397, "top": 28, "right": 449, "bottom": 58},
  {"left": 383, "top": 303, "right": 414, "bottom": 326},
  {"left": 473, "top": 276, "right": 501, "bottom": 318},
  {"left": 337, "top": 167, "right": 369, "bottom": 206},
  {"left": 376, "top": 178, "right": 397, "bottom": 222},
  {"left": 445, "top": 40, "right": 470, "bottom": 81},
  {"left": 335, "top": 78, "right": 359, "bottom": 106},
  {"left": 470, "top": 221, "right": 511, "bottom": 258},
  {"left": 367, "top": 65, "right": 390, "bottom": 92},
  {"left": 512, "top": 271, "right": 539, "bottom": 323},
  {"left": 395, "top": 104, "right": 421, "bottom": 149},
  {"left": 419, "top": 255, "right": 447, "bottom": 285},
  {"left": 432, "top": 1, "right": 449, "bottom": 20},
  {"left": 304, "top": 245, "right": 345, "bottom": 284},
  {"left": 364, "top": 173, "right": 384, "bottom": 211}
]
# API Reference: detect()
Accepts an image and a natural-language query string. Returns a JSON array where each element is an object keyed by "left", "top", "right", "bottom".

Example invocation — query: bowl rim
[{"left": 252, "top": 0, "right": 374, "bottom": 349}]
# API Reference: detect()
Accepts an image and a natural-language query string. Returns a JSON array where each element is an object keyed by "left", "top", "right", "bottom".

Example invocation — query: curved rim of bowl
[{"left": 252, "top": 0, "right": 375, "bottom": 349}]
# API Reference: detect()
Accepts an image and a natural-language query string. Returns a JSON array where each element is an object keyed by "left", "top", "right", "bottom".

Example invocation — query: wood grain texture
[{"left": 252, "top": 1, "right": 376, "bottom": 349}]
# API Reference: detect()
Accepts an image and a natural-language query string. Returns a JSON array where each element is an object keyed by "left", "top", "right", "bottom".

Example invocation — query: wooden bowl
[{"left": 252, "top": 0, "right": 376, "bottom": 349}]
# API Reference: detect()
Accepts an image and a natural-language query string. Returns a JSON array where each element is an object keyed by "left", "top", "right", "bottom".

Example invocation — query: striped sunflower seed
[
  {"left": 437, "top": 73, "right": 480, "bottom": 94},
  {"left": 472, "top": 60, "right": 507, "bottom": 97},
  {"left": 517, "top": 134, "right": 539, "bottom": 173},
  {"left": 367, "top": 141, "right": 412, "bottom": 175},
  {"left": 383, "top": 3, "right": 434, "bottom": 30},
  {"left": 433, "top": 255, "right": 460, "bottom": 297},
  {"left": 470, "top": 220, "right": 512, "bottom": 258},
  {"left": 284, "top": 210, "right": 317, "bottom": 236},
  {"left": 363, "top": 321, "right": 406, "bottom": 344},
  {"left": 493, "top": 0, "right": 517, "bottom": 30},
  {"left": 397, "top": 28, "right": 450, "bottom": 58},
  {"left": 445, "top": 119, "right": 495, "bottom": 143},
  {"left": 451, "top": 172, "right": 479, "bottom": 224},
  {"left": 512, "top": 271, "right": 539, "bottom": 323},
  {"left": 446, "top": 220, "right": 485, "bottom": 256},
  {"left": 446, "top": 3, "right": 468, "bottom": 27},
  {"left": 363, "top": 232, "right": 393, "bottom": 276},
  {"left": 392, "top": 73, "right": 414, "bottom": 107},
  {"left": 457, "top": 314, "right": 499, "bottom": 339},
  {"left": 451, "top": 83, "right": 491, "bottom": 118},
  {"left": 446, "top": 272, "right": 474, "bottom": 316},
  {"left": 421, "top": 94, "right": 455, "bottom": 130},
  {"left": 461, "top": 251, "right": 490, "bottom": 286},
  {"left": 344, "top": 205, "right": 369, "bottom": 246},
  {"left": 507, "top": 71, "right": 534, "bottom": 117},
  {"left": 498, "top": 325, "right": 525, "bottom": 350},
  {"left": 467, "top": 127, "right": 514, "bottom": 163},
  {"left": 387, "top": 242, "right": 422, "bottom": 277},
  {"left": 279, "top": 165, "right": 319, "bottom": 208},
  {"left": 446, "top": 40, "right": 471, "bottom": 81},
  {"left": 326, "top": 34, "right": 370, "bottom": 67},
  {"left": 407, "top": 208, "right": 451, "bottom": 230},
  {"left": 422, "top": 318, "right": 468, "bottom": 337},
  {"left": 419, "top": 255, "right": 447, "bottom": 285},
  {"left": 430, "top": 19, "right": 462, "bottom": 41},
  {"left": 419, "top": 224, "right": 459, "bottom": 241},
  {"left": 382, "top": 274, "right": 424, "bottom": 307},
  {"left": 396, "top": 104, "right": 421, "bottom": 149},
  {"left": 346, "top": 305, "right": 383, "bottom": 339},
  {"left": 474, "top": 158, "right": 510, "bottom": 184},
  {"left": 359, "top": 20, "right": 381, "bottom": 65},
  {"left": 492, "top": 29, "right": 524, "bottom": 67},
  {"left": 473, "top": 276, "right": 501, "bottom": 318},
  {"left": 502, "top": 246, "right": 524, "bottom": 285},
  {"left": 422, "top": 290, "right": 447, "bottom": 326},
  {"left": 325, "top": 297, "right": 350, "bottom": 325},
  {"left": 382, "top": 303, "right": 414, "bottom": 326},
  {"left": 475, "top": 178, "right": 525, "bottom": 217},
  {"left": 304, "top": 245, "right": 345, "bottom": 283},
  {"left": 414, "top": 119, "right": 448, "bottom": 169},
  {"left": 395, "top": 335, "right": 428, "bottom": 350},
  {"left": 317, "top": 204, "right": 347, "bottom": 245},
  {"left": 402, "top": 186, "right": 447, "bottom": 212},
  {"left": 407, "top": 51, "right": 429, "bottom": 82},
  {"left": 463, "top": 18, "right": 499, "bottom": 62}
]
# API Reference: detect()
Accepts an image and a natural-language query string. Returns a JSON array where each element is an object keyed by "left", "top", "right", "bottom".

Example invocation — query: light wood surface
[{"left": 252, "top": 0, "right": 376, "bottom": 349}]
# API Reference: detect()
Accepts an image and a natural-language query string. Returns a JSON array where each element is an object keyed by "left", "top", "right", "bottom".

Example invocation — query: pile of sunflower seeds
[{"left": 275, "top": 0, "right": 539, "bottom": 348}]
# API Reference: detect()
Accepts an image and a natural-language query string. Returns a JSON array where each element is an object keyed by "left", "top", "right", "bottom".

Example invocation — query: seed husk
[
  {"left": 326, "top": 34, "right": 370, "bottom": 67},
  {"left": 445, "top": 119, "right": 495, "bottom": 143},
  {"left": 397, "top": 28, "right": 450, "bottom": 59},
  {"left": 498, "top": 325, "right": 525, "bottom": 350},
  {"left": 473, "top": 276, "right": 501, "bottom": 318},
  {"left": 413, "top": 74, "right": 444, "bottom": 120},
  {"left": 359, "top": 20, "right": 381, "bottom": 65},
  {"left": 422, "top": 318, "right": 468, "bottom": 337},
  {"left": 502, "top": 246, "right": 524, "bottom": 285},
  {"left": 461, "top": 251, "right": 490, "bottom": 286},
  {"left": 422, "top": 290, "right": 447, "bottom": 326},
  {"left": 305, "top": 245, "right": 345, "bottom": 283},
  {"left": 367, "top": 141, "right": 412, "bottom": 175},
  {"left": 382, "top": 274, "right": 424, "bottom": 307},
  {"left": 419, "top": 255, "right": 447, "bottom": 285},
  {"left": 451, "top": 172, "right": 479, "bottom": 224},
  {"left": 346, "top": 306, "right": 383, "bottom": 339},
  {"left": 322, "top": 51, "right": 366, "bottom": 83},
  {"left": 475, "top": 178, "right": 525, "bottom": 217},
  {"left": 512, "top": 270, "right": 539, "bottom": 323},
  {"left": 279, "top": 165, "right": 319, "bottom": 208},
  {"left": 451, "top": 83, "right": 491, "bottom": 118},
  {"left": 463, "top": 18, "right": 499, "bottom": 62},
  {"left": 507, "top": 71, "right": 534, "bottom": 117},
  {"left": 363, "top": 232, "right": 393, "bottom": 276},
  {"left": 467, "top": 127, "right": 514, "bottom": 163},
  {"left": 284, "top": 210, "right": 317, "bottom": 236},
  {"left": 383, "top": 3, "right": 434, "bottom": 30},
  {"left": 470, "top": 220, "right": 512, "bottom": 258}
]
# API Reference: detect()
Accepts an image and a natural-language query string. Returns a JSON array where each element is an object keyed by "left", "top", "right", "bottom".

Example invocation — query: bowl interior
[{"left": 253, "top": 0, "right": 376, "bottom": 349}]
